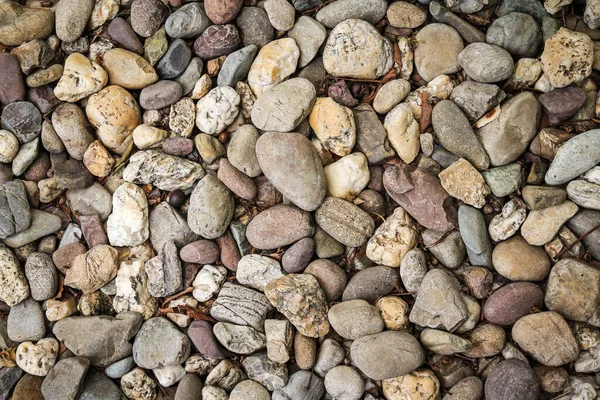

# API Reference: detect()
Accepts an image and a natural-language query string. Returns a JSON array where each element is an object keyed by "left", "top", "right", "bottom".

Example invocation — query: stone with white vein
[
  {"left": 107, "top": 183, "right": 149, "bottom": 247},
  {"left": 192, "top": 265, "right": 228, "bottom": 302},
  {"left": 195, "top": 86, "right": 240, "bottom": 135},
  {"left": 236, "top": 255, "right": 285, "bottom": 291}
]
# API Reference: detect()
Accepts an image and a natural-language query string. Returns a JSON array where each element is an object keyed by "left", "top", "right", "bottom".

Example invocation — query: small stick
[{"left": 554, "top": 222, "right": 600, "bottom": 259}]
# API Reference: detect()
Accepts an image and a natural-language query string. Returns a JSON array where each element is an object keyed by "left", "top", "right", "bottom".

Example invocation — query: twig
[
  {"left": 554, "top": 222, "right": 600, "bottom": 260},
  {"left": 161, "top": 287, "right": 194, "bottom": 307}
]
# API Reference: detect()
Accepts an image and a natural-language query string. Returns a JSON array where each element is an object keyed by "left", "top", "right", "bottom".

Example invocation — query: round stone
[
  {"left": 458, "top": 43, "right": 515, "bottom": 83},
  {"left": 414, "top": 23, "right": 463, "bottom": 82},
  {"left": 486, "top": 12, "right": 542, "bottom": 57},
  {"left": 387, "top": 1, "right": 427, "bottom": 28},
  {"left": 492, "top": 236, "right": 551, "bottom": 281}
]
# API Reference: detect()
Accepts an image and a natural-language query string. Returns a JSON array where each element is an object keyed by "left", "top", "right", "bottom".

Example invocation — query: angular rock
[
  {"left": 113, "top": 260, "right": 158, "bottom": 320},
  {"left": 545, "top": 129, "right": 600, "bottom": 185},
  {"left": 3, "top": 209, "right": 61, "bottom": 248},
  {"left": 213, "top": 322, "right": 266, "bottom": 355},
  {"left": 41, "top": 357, "right": 89, "bottom": 400},
  {"left": 366, "top": 207, "right": 418, "bottom": 267}
]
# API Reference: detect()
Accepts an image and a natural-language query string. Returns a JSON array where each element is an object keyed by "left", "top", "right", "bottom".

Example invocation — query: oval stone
[
  {"left": 256, "top": 132, "right": 326, "bottom": 212},
  {"left": 483, "top": 282, "right": 544, "bottom": 326},
  {"left": 188, "top": 175, "right": 234, "bottom": 240},
  {"left": 246, "top": 205, "right": 315, "bottom": 250},
  {"left": 545, "top": 129, "right": 600, "bottom": 185},
  {"left": 314, "top": 197, "right": 374, "bottom": 248}
]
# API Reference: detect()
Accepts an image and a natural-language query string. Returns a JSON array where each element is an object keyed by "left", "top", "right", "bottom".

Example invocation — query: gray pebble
[
  {"left": 342, "top": 266, "right": 398, "bottom": 302},
  {"left": 165, "top": 3, "right": 212, "bottom": 39},
  {"left": 4, "top": 209, "right": 62, "bottom": 248},
  {"left": 314, "top": 338, "right": 345, "bottom": 377},
  {"left": 7, "top": 297, "right": 45, "bottom": 342},
  {"left": 450, "top": 81, "right": 506, "bottom": 122},
  {"left": 188, "top": 174, "right": 234, "bottom": 239},
  {"left": 324, "top": 366, "right": 364, "bottom": 400},
  {"left": 55, "top": 0, "right": 94, "bottom": 42},
  {"left": 41, "top": 357, "right": 90, "bottom": 400},
  {"left": 139, "top": 80, "right": 183, "bottom": 110},
  {"left": 328, "top": 300, "right": 384, "bottom": 340},
  {"left": 458, "top": 205, "right": 492, "bottom": 268},
  {"left": 156, "top": 39, "right": 192, "bottom": 79},
  {"left": 105, "top": 356, "right": 135, "bottom": 379},
  {"left": 236, "top": 7, "right": 274, "bottom": 48},
  {"left": 316, "top": 0, "right": 387, "bottom": 28},
  {"left": 399, "top": 248, "right": 428, "bottom": 293},
  {"left": 458, "top": 43, "right": 515, "bottom": 83},
  {"left": 218, "top": 45, "right": 258, "bottom": 87},
  {"left": 486, "top": 12, "right": 542, "bottom": 57},
  {"left": 546, "top": 129, "right": 600, "bottom": 185},
  {"left": 12, "top": 137, "right": 39, "bottom": 177},
  {"left": 1, "top": 101, "right": 42, "bottom": 143},
  {"left": 210, "top": 283, "right": 273, "bottom": 332},
  {"left": 242, "top": 352, "right": 288, "bottom": 391},
  {"left": 132, "top": 317, "right": 191, "bottom": 369},
  {"left": 422, "top": 229, "right": 466, "bottom": 269},
  {"left": 482, "top": 163, "right": 522, "bottom": 197},
  {"left": 24, "top": 252, "right": 57, "bottom": 301},
  {"left": 274, "top": 370, "right": 324, "bottom": 400},
  {"left": 175, "top": 57, "right": 204, "bottom": 96}
]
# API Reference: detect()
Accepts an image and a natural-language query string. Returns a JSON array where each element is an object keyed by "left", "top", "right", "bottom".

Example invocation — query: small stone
[
  {"left": 343, "top": 266, "right": 398, "bottom": 302},
  {"left": 205, "top": 0, "right": 244, "bottom": 24},
  {"left": 422, "top": 230, "right": 466, "bottom": 269},
  {"left": 482, "top": 163, "right": 522, "bottom": 198},
  {"left": 458, "top": 205, "right": 493, "bottom": 268},
  {"left": 459, "top": 43, "right": 514, "bottom": 83},
  {"left": 227, "top": 125, "right": 261, "bottom": 178},
  {"left": 484, "top": 359, "right": 539, "bottom": 400},
  {"left": 0, "top": 54, "right": 25, "bottom": 105},
  {"left": 484, "top": 282, "right": 544, "bottom": 326},
  {"left": 520, "top": 200, "right": 578, "bottom": 246},
  {"left": 165, "top": 3, "right": 211, "bottom": 39},
  {"left": 133, "top": 317, "right": 191, "bottom": 369},
  {"left": 214, "top": 322, "right": 266, "bottom": 354},
  {"left": 51, "top": 103, "right": 95, "bottom": 160},
  {"left": 248, "top": 38, "right": 300, "bottom": 96},
  {"left": 450, "top": 81, "right": 506, "bottom": 122},
  {"left": 7, "top": 296, "right": 44, "bottom": 342},
  {"left": 107, "top": 183, "right": 149, "bottom": 247},
  {"left": 101, "top": 49, "right": 158, "bottom": 90},
  {"left": 486, "top": 12, "right": 542, "bottom": 57},
  {"left": 315, "top": 197, "right": 374, "bottom": 248},
  {"left": 541, "top": 28, "right": 594, "bottom": 88},
  {"left": 439, "top": 159, "right": 490, "bottom": 208},
  {"left": 387, "top": 1, "right": 427, "bottom": 28},
  {"left": 0, "top": 181, "right": 31, "bottom": 240},
  {"left": 242, "top": 352, "right": 288, "bottom": 391},
  {"left": 175, "top": 374, "right": 204, "bottom": 400},
  {"left": 41, "top": 357, "right": 89, "bottom": 400},
  {"left": 351, "top": 331, "right": 425, "bottom": 380},
  {"left": 287, "top": 17, "right": 326, "bottom": 68},
  {"left": 4, "top": 209, "right": 61, "bottom": 249},
  {"left": 546, "top": 129, "right": 600, "bottom": 185},
  {"left": 195, "top": 86, "right": 240, "bottom": 135},
  {"left": 1, "top": 101, "right": 41, "bottom": 144},
  {"left": 113, "top": 260, "right": 157, "bottom": 320},
  {"left": 316, "top": 0, "right": 387, "bottom": 28},
  {"left": 83, "top": 140, "right": 115, "bottom": 177},
  {"left": 120, "top": 368, "right": 156, "bottom": 400},
  {"left": 54, "top": 0, "right": 93, "bottom": 43},
  {"left": 323, "top": 19, "right": 392, "bottom": 80},
  {"left": 193, "top": 25, "right": 240, "bottom": 61},
  {"left": 236, "top": 255, "right": 284, "bottom": 291},
  {"left": 180, "top": 240, "right": 219, "bottom": 264},
  {"left": 230, "top": 380, "right": 270, "bottom": 400},
  {"left": 191, "top": 264, "right": 227, "bottom": 302},
  {"left": 384, "top": 103, "right": 420, "bottom": 164},
  {"left": 24, "top": 252, "right": 57, "bottom": 301},
  {"left": 145, "top": 240, "right": 182, "bottom": 297},
  {"left": 265, "top": 274, "right": 329, "bottom": 338},
  {"left": 130, "top": 0, "right": 169, "bottom": 38},
  {"left": 188, "top": 174, "right": 234, "bottom": 239},
  {"left": 488, "top": 199, "right": 526, "bottom": 242},
  {"left": 53, "top": 159, "right": 94, "bottom": 190},
  {"left": 366, "top": 207, "right": 418, "bottom": 267},
  {"left": 328, "top": 300, "right": 384, "bottom": 340},
  {"left": 235, "top": 7, "right": 274, "bottom": 49},
  {"left": 210, "top": 283, "right": 273, "bottom": 332},
  {"left": 86, "top": 85, "right": 141, "bottom": 155},
  {"left": 16, "top": 338, "right": 58, "bottom": 376},
  {"left": 410, "top": 269, "right": 468, "bottom": 332},
  {"left": 144, "top": 27, "right": 169, "bottom": 66},
  {"left": 11, "top": 374, "right": 44, "bottom": 400},
  {"left": 26, "top": 64, "right": 63, "bottom": 88},
  {"left": 539, "top": 87, "right": 587, "bottom": 125},
  {"left": 264, "top": 0, "right": 295, "bottom": 31},
  {"left": 54, "top": 53, "right": 108, "bottom": 103},
  {"left": 414, "top": 24, "right": 463, "bottom": 82},
  {"left": 324, "top": 366, "right": 364, "bottom": 400}
]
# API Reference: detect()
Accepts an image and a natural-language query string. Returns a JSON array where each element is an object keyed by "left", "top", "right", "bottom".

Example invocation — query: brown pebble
[
  {"left": 217, "top": 158, "right": 257, "bottom": 201},
  {"left": 216, "top": 229, "right": 241, "bottom": 271},
  {"left": 52, "top": 243, "right": 87, "bottom": 274},
  {"left": 294, "top": 332, "right": 317, "bottom": 370},
  {"left": 180, "top": 240, "right": 220, "bottom": 264}
]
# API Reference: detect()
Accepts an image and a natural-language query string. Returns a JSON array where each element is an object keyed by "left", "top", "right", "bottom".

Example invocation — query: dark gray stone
[
  {"left": 78, "top": 371, "right": 122, "bottom": 400},
  {"left": 218, "top": 45, "right": 258, "bottom": 87},
  {"left": 342, "top": 266, "right": 398, "bottom": 302},
  {"left": 41, "top": 357, "right": 90, "bottom": 400},
  {"left": 156, "top": 39, "right": 192, "bottom": 79},
  {"left": 0, "top": 181, "right": 31, "bottom": 239},
  {"left": 450, "top": 81, "right": 506, "bottom": 121},
  {"left": 236, "top": 7, "right": 274, "bottom": 48},
  {"left": 1, "top": 101, "right": 42, "bottom": 143},
  {"left": 486, "top": 12, "right": 542, "bottom": 57},
  {"left": 139, "top": 80, "right": 183, "bottom": 110},
  {"left": 165, "top": 2, "right": 212, "bottom": 39}
]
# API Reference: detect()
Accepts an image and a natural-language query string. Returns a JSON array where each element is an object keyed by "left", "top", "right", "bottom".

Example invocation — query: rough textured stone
[
  {"left": 133, "top": 317, "right": 191, "bottom": 369},
  {"left": 188, "top": 174, "right": 234, "bottom": 240},
  {"left": 41, "top": 357, "right": 89, "bottom": 400},
  {"left": 541, "top": 28, "right": 594, "bottom": 88},
  {"left": 315, "top": 197, "right": 374, "bottom": 248},
  {"left": 210, "top": 283, "right": 273, "bottom": 332}
]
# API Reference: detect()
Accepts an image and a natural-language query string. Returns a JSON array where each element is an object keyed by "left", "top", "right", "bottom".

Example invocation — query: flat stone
[
  {"left": 4, "top": 209, "right": 61, "bottom": 248},
  {"left": 422, "top": 229, "right": 466, "bottom": 269},
  {"left": 0, "top": 181, "right": 31, "bottom": 239},
  {"left": 236, "top": 254, "right": 284, "bottom": 291},
  {"left": 78, "top": 371, "right": 122, "bottom": 400},
  {"left": 342, "top": 266, "right": 398, "bottom": 302},
  {"left": 1, "top": 101, "right": 41, "bottom": 143},
  {"left": 315, "top": 197, "right": 374, "bottom": 247},
  {"left": 114, "top": 260, "right": 158, "bottom": 319},
  {"left": 316, "top": 0, "right": 387, "bottom": 28},
  {"left": 41, "top": 357, "right": 89, "bottom": 400},
  {"left": 108, "top": 18, "right": 143, "bottom": 53},
  {"left": 541, "top": 27, "right": 594, "bottom": 88},
  {"left": 484, "top": 282, "right": 544, "bottom": 326},
  {"left": 24, "top": 252, "right": 57, "bottom": 301},
  {"left": 545, "top": 129, "right": 600, "bottom": 185},
  {"left": 156, "top": 39, "right": 192, "bottom": 79},
  {"left": 213, "top": 322, "right": 266, "bottom": 354},
  {"left": 165, "top": 3, "right": 211, "bottom": 39},
  {"left": 242, "top": 352, "right": 288, "bottom": 391},
  {"left": 149, "top": 202, "right": 197, "bottom": 251},
  {"left": 106, "top": 183, "right": 149, "bottom": 247},
  {"left": 188, "top": 174, "right": 234, "bottom": 239},
  {"left": 520, "top": 201, "right": 578, "bottom": 246},
  {"left": 0, "top": 54, "right": 26, "bottom": 105},
  {"left": 328, "top": 300, "right": 384, "bottom": 340},
  {"left": 145, "top": 240, "right": 182, "bottom": 297},
  {"left": 414, "top": 23, "right": 463, "bottom": 82}
]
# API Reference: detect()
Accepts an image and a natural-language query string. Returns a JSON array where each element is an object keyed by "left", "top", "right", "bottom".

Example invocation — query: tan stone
[
  {"left": 101, "top": 48, "right": 158, "bottom": 90},
  {"left": 520, "top": 201, "right": 579, "bottom": 246},
  {"left": 132, "top": 124, "right": 168, "bottom": 149},
  {"left": 86, "top": 85, "right": 141, "bottom": 155},
  {"left": 247, "top": 38, "right": 300, "bottom": 97},
  {"left": 45, "top": 297, "right": 77, "bottom": 321},
  {"left": 387, "top": 1, "right": 427, "bottom": 28},
  {"left": 309, "top": 97, "right": 356, "bottom": 156},
  {"left": 366, "top": 207, "right": 418, "bottom": 268},
  {"left": 323, "top": 153, "right": 369, "bottom": 201},
  {"left": 384, "top": 102, "right": 420, "bottom": 164},
  {"left": 65, "top": 245, "right": 119, "bottom": 294},
  {"left": 16, "top": 338, "right": 59, "bottom": 376},
  {"left": 375, "top": 296, "right": 410, "bottom": 331},
  {"left": 54, "top": 53, "right": 108, "bottom": 102},
  {"left": 383, "top": 369, "right": 441, "bottom": 400},
  {"left": 541, "top": 28, "right": 594, "bottom": 88},
  {"left": 492, "top": 236, "right": 551, "bottom": 281},
  {"left": 191, "top": 74, "right": 212, "bottom": 100},
  {"left": 83, "top": 140, "right": 115, "bottom": 177},
  {"left": 439, "top": 159, "right": 490, "bottom": 208},
  {"left": 88, "top": 0, "right": 120, "bottom": 30}
]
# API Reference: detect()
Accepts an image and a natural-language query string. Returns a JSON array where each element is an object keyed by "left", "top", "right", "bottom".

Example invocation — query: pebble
[
  {"left": 133, "top": 317, "right": 191, "bottom": 369},
  {"left": 66, "top": 183, "right": 112, "bottom": 222},
  {"left": 4, "top": 209, "right": 62, "bottom": 248},
  {"left": 193, "top": 25, "right": 241, "bottom": 61},
  {"left": 101, "top": 48, "right": 158, "bottom": 90},
  {"left": 315, "top": 197, "right": 374, "bottom": 247},
  {"left": 351, "top": 331, "right": 424, "bottom": 380},
  {"left": 482, "top": 163, "right": 522, "bottom": 198},
  {"left": 242, "top": 352, "right": 288, "bottom": 391},
  {"left": 120, "top": 368, "right": 156, "bottom": 400},
  {"left": 166, "top": 3, "right": 211, "bottom": 39},
  {"left": 256, "top": 132, "right": 325, "bottom": 211},
  {"left": 86, "top": 85, "right": 141, "bottom": 155},
  {"left": 375, "top": 296, "right": 410, "bottom": 331},
  {"left": 188, "top": 174, "right": 234, "bottom": 239},
  {"left": 157, "top": 39, "right": 192, "bottom": 79},
  {"left": 54, "top": 159, "right": 94, "bottom": 189},
  {"left": 54, "top": 53, "right": 108, "bottom": 103},
  {"left": 83, "top": 141, "right": 115, "bottom": 177},
  {"left": 196, "top": 86, "right": 240, "bottom": 135},
  {"left": 41, "top": 357, "right": 89, "bottom": 400},
  {"left": 145, "top": 240, "right": 182, "bottom": 297},
  {"left": 541, "top": 28, "right": 594, "bottom": 88},
  {"left": 342, "top": 265, "right": 398, "bottom": 302},
  {"left": 0, "top": 2, "right": 54, "bottom": 46},
  {"left": 365, "top": 206, "right": 417, "bottom": 267},
  {"left": 458, "top": 205, "right": 492, "bottom": 268},
  {"left": 79, "top": 371, "right": 123, "bottom": 400},
  {"left": 236, "top": 7, "right": 274, "bottom": 49},
  {"left": 11, "top": 374, "right": 44, "bottom": 400},
  {"left": 324, "top": 366, "right": 364, "bottom": 400},
  {"left": 51, "top": 103, "right": 95, "bottom": 160},
  {"left": 113, "top": 260, "right": 158, "bottom": 320},
  {"left": 439, "top": 159, "right": 490, "bottom": 208},
  {"left": 316, "top": 0, "right": 387, "bottom": 28},
  {"left": 192, "top": 264, "right": 227, "bottom": 302},
  {"left": 287, "top": 16, "right": 327, "bottom": 68},
  {"left": 304, "top": 259, "right": 346, "bottom": 301},
  {"left": 130, "top": 0, "right": 169, "bottom": 37},
  {"left": 520, "top": 200, "right": 578, "bottom": 245},
  {"left": 275, "top": 370, "right": 324, "bottom": 400},
  {"left": 24, "top": 252, "right": 57, "bottom": 301},
  {"left": 16, "top": 337, "right": 58, "bottom": 376},
  {"left": 144, "top": 27, "right": 169, "bottom": 67},
  {"left": 512, "top": 311, "right": 579, "bottom": 366},
  {"left": 264, "top": 0, "right": 296, "bottom": 31},
  {"left": 175, "top": 374, "right": 204, "bottom": 400},
  {"left": 487, "top": 12, "right": 542, "bottom": 57},
  {"left": 214, "top": 322, "right": 266, "bottom": 354},
  {"left": 484, "top": 282, "right": 544, "bottom": 325},
  {"left": 107, "top": 183, "right": 149, "bottom": 247},
  {"left": 280, "top": 238, "right": 313, "bottom": 273},
  {"left": 265, "top": 319, "right": 293, "bottom": 363},
  {"left": 414, "top": 23, "right": 463, "bottom": 82},
  {"left": 108, "top": 18, "right": 142, "bottom": 53},
  {"left": 180, "top": 240, "right": 220, "bottom": 264},
  {"left": 546, "top": 129, "right": 600, "bottom": 185},
  {"left": 568, "top": 210, "right": 600, "bottom": 260},
  {"left": 8, "top": 297, "right": 45, "bottom": 342},
  {"left": 54, "top": 0, "right": 94, "bottom": 42},
  {"left": 322, "top": 19, "right": 393, "bottom": 80},
  {"left": 248, "top": 38, "right": 300, "bottom": 96},
  {"left": 1, "top": 101, "right": 41, "bottom": 144},
  {"left": 323, "top": 153, "right": 369, "bottom": 200},
  {"left": 493, "top": 236, "right": 551, "bottom": 281},
  {"left": 387, "top": 1, "right": 427, "bottom": 28},
  {"left": 420, "top": 328, "right": 472, "bottom": 355},
  {"left": 211, "top": 283, "right": 272, "bottom": 332},
  {"left": 227, "top": 124, "right": 261, "bottom": 177},
  {"left": 539, "top": 86, "right": 587, "bottom": 125},
  {"left": 488, "top": 199, "right": 526, "bottom": 242},
  {"left": 328, "top": 300, "right": 384, "bottom": 340},
  {"left": 0, "top": 181, "right": 31, "bottom": 239},
  {"left": 450, "top": 81, "right": 506, "bottom": 122},
  {"left": 231, "top": 380, "right": 270, "bottom": 400},
  {"left": 410, "top": 269, "right": 469, "bottom": 332},
  {"left": 236, "top": 254, "right": 284, "bottom": 291},
  {"left": 485, "top": 359, "right": 539, "bottom": 400},
  {"left": 459, "top": 43, "right": 514, "bottom": 83},
  {"left": 205, "top": 0, "right": 244, "bottom": 24},
  {"left": 422, "top": 230, "right": 465, "bottom": 270}
]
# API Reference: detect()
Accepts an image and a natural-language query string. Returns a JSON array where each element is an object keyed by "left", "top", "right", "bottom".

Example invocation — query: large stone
[
  {"left": 100, "top": 48, "right": 158, "bottom": 90},
  {"left": 0, "top": 2, "right": 54, "bottom": 46},
  {"left": 107, "top": 183, "right": 149, "bottom": 247},
  {"left": 265, "top": 274, "right": 330, "bottom": 338},
  {"left": 322, "top": 19, "right": 393, "bottom": 80},
  {"left": 384, "top": 103, "right": 420, "bottom": 164},
  {"left": 476, "top": 92, "right": 541, "bottom": 167},
  {"left": 1, "top": 101, "right": 42, "bottom": 143},
  {"left": 251, "top": 78, "right": 316, "bottom": 133},
  {"left": 7, "top": 297, "right": 45, "bottom": 342},
  {"left": 486, "top": 12, "right": 542, "bottom": 57},
  {"left": 242, "top": 352, "right": 288, "bottom": 391},
  {"left": 133, "top": 317, "right": 191, "bottom": 369},
  {"left": 246, "top": 205, "right": 315, "bottom": 250},
  {"left": 328, "top": 300, "right": 384, "bottom": 340},
  {"left": 287, "top": 16, "right": 327, "bottom": 68},
  {"left": 53, "top": 312, "right": 142, "bottom": 367},
  {"left": 458, "top": 43, "right": 515, "bottom": 83},
  {"left": 3, "top": 209, "right": 61, "bottom": 248},
  {"left": 188, "top": 174, "right": 234, "bottom": 240},
  {"left": 41, "top": 357, "right": 89, "bottom": 400},
  {"left": 145, "top": 240, "right": 182, "bottom": 297},
  {"left": 217, "top": 45, "right": 257, "bottom": 87},
  {"left": 256, "top": 132, "right": 326, "bottom": 212},
  {"left": 55, "top": 0, "right": 94, "bottom": 42},
  {"left": 315, "top": 197, "right": 374, "bottom": 248},
  {"left": 343, "top": 266, "right": 399, "bottom": 302},
  {"left": 351, "top": 331, "right": 424, "bottom": 380},
  {"left": 65, "top": 245, "right": 118, "bottom": 294},
  {"left": 409, "top": 269, "right": 468, "bottom": 332},
  {"left": 113, "top": 260, "right": 158, "bottom": 320},
  {"left": 484, "top": 359, "right": 539, "bottom": 400}
]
